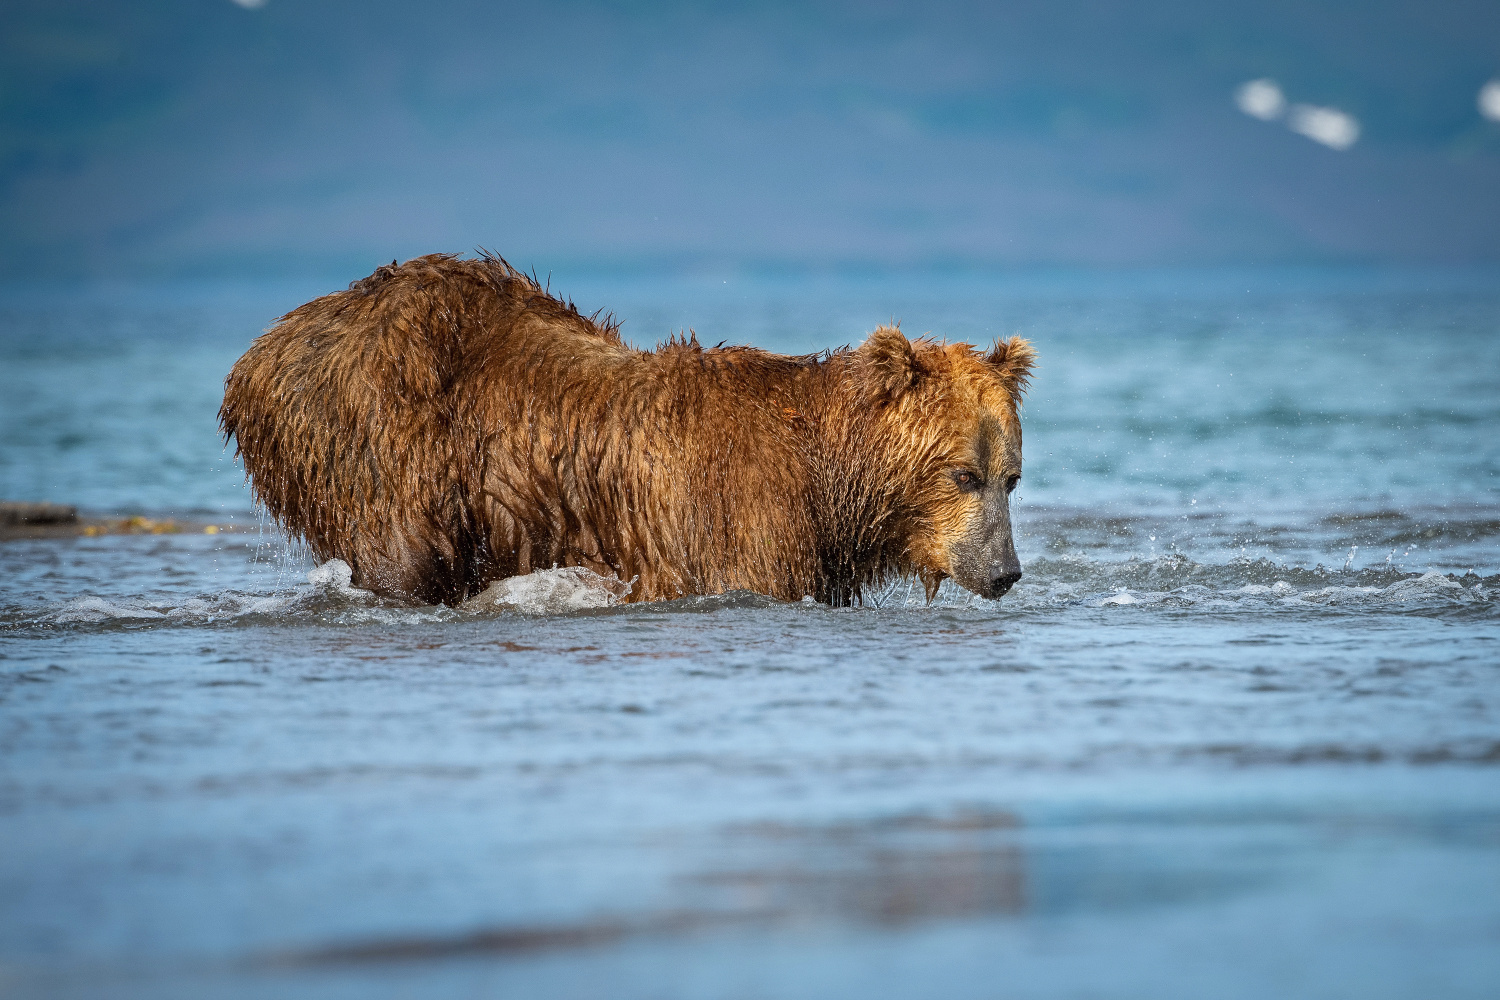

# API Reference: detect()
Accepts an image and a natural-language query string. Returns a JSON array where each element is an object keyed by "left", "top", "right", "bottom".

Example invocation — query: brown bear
[{"left": 220, "top": 254, "right": 1035, "bottom": 607}]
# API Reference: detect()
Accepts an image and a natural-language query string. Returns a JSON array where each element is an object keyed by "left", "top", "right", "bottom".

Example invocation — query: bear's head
[{"left": 858, "top": 326, "right": 1037, "bottom": 601}]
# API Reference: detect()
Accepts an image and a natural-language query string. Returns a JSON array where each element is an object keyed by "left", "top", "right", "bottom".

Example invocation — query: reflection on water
[
  {"left": 282, "top": 812, "right": 1029, "bottom": 965},
  {"left": 696, "top": 812, "right": 1028, "bottom": 928}
]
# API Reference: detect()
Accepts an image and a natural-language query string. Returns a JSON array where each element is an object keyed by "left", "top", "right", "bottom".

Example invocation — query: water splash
[
  {"left": 42, "top": 559, "right": 381, "bottom": 627},
  {"left": 306, "top": 558, "right": 371, "bottom": 597},
  {"left": 462, "top": 566, "right": 633, "bottom": 615}
]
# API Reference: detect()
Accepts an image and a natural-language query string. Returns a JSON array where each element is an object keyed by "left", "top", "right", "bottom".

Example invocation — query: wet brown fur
[{"left": 220, "top": 254, "right": 1035, "bottom": 606}]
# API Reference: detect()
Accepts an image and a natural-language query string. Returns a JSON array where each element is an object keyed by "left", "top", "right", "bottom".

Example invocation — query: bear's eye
[
  {"left": 1004, "top": 474, "right": 1021, "bottom": 494},
  {"left": 951, "top": 469, "right": 984, "bottom": 493}
]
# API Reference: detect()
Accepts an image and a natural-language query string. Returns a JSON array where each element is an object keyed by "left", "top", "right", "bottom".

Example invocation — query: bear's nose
[{"left": 990, "top": 570, "right": 1022, "bottom": 597}]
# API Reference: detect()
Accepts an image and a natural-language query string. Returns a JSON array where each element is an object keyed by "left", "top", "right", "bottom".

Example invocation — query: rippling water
[{"left": 2, "top": 271, "right": 1498, "bottom": 998}]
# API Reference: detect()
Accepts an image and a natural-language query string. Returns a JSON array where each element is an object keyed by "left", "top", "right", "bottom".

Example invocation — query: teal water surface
[{"left": 2, "top": 270, "right": 1498, "bottom": 999}]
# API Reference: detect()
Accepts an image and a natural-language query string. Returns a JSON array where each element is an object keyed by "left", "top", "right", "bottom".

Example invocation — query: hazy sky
[{"left": 3, "top": 0, "right": 1499, "bottom": 279}]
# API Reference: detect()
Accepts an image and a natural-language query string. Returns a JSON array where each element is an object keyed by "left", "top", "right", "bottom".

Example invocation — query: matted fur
[{"left": 220, "top": 254, "right": 1035, "bottom": 606}]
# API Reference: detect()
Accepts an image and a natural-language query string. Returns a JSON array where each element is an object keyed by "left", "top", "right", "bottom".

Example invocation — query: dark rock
[{"left": 0, "top": 502, "right": 79, "bottom": 526}]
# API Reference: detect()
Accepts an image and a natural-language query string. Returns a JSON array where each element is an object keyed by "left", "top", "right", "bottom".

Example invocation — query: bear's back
[{"left": 221, "top": 254, "right": 630, "bottom": 603}]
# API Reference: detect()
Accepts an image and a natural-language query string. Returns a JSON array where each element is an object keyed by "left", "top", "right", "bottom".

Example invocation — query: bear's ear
[
  {"left": 860, "top": 325, "right": 923, "bottom": 402},
  {"left": 986, "top": 336, "right": 1036, "bottom": 399}
]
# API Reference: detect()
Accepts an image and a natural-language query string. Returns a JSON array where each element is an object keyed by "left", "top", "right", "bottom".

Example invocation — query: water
[{"left": 2, "top": 270, "right": 1499, "bottom": 998}]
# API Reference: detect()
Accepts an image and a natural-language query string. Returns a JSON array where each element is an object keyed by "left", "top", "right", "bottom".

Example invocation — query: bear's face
[{"left": 860, "top": 328, "right": 1036, "bottom": 600}]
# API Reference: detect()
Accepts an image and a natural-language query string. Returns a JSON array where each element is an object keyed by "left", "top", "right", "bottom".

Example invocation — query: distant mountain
[{"left": 3, "top": 0, "right": 1498, "bottom": 279}]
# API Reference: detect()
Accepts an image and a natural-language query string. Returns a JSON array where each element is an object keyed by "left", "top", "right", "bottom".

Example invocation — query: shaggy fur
[{"left": 220, "top": 254, "right": 1035, "bottom": 606}]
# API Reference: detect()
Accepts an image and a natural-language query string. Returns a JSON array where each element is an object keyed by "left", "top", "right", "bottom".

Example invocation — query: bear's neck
[{"left": 793, "top": 355, "right": 919, "bottom": 605}]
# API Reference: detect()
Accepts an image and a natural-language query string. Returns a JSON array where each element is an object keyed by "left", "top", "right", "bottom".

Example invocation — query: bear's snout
[
  {"left": 948, "top": 530, "right": 1023, "bottom": 600},
  {"left": 989, "top": 569, "right": 1022, "bottom": 598},
  {"left": 948, "top": 493, "right": 1023, "bottom": 601}
]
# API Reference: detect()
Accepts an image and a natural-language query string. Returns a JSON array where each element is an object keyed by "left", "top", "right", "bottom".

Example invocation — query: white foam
[
  {"left": 43, "top": 559, "right": 377, "bottom": 626},
  {"left": 463, "top": 567, "right": 633, "bottom": 615},
  {"left": 307, "top": 559, "right": 373, "bottom": 597},
  {"left": 1293, "top": 572, "right": 1475, "bottom": 607},
  {"left": 46, "top": 590, "right": 310, "bottom": 624},
  {"left": 49, "top": 596, "right": 168, "bottom": 623},
  {"left": 167, "top": 593, "right": 297, "bottom": 618},
  {"left": 1379, "top": 571, "right": 1472, "bottom": 602},
  {"left": 994, "top": 565, "right": 1491, "bottom": 615}
]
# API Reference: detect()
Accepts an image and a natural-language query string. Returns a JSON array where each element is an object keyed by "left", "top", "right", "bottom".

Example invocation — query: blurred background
[{"left": 3, "top": 0, "right": 1499, "bottom": 283}]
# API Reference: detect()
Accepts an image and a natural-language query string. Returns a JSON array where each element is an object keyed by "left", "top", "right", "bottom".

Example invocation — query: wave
[
  {"left": 6, "top": 553, "right": 1494, "bottom": 632},
  {"left": 27, "top": 559, "right": 436, "bottom": 630},
  {"left": 12, "top": 560, "right": 644, "bottom": 631},
  {"left": 994, "top": 561, "right": 1493, "bottom": 614},
  {"left": 1023, "top": 550, "right": 1491, "bottom": 591},
  {"left": 1316, "top": 510, "right": 1500, "bottom": 548},
  {"left": 876, "top": 554, "right": 1495, "bottom": 615},
  {"left": 1018, "top": 504, "right": 1500, "bottom": 555}
]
